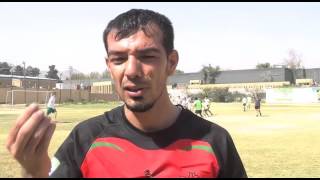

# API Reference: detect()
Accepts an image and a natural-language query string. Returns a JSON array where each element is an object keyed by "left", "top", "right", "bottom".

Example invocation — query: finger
[
  {"left": 37, "top": 120, "right": 56, "bottom": 154},
  {"left": 25, "top": 116, "right": 51, "bottom": 155},
  {"left": 6, "top": 103, "right": 39, "bottom": 149},
  {"left": 11, "top": 110, "right": 46, "bottom": 159}
]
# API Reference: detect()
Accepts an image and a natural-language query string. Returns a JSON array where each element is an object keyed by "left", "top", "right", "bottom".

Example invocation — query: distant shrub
[{"left": 191, "top": 88, "right": 248, "bottom": 102}]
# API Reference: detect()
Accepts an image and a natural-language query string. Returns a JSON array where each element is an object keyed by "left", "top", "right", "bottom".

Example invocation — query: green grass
[
  {"left": 0, "top": 102, "right": 319, "bottom": 177},
  {"left": 210, "top": 103, "right": 320, "bottom": 178}
]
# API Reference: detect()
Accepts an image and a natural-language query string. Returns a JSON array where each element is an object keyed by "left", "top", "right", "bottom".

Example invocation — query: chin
[{"left": 125, "top": 99, "right": 155, "bottom": 112}]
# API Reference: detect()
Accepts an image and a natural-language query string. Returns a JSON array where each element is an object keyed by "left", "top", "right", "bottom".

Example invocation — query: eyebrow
[
  {"left": 136, "top": 48, "right": 161, "bottom": 54},
  {"left": 108, "top": 47, "right": 161, "bottom": 56}
]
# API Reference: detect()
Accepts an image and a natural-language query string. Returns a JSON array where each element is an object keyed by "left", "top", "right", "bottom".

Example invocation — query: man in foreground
[{"left": 6, "top": 9, "right": 247, "bottom": 178}]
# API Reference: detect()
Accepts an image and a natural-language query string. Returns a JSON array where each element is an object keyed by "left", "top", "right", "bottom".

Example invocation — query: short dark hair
[{"left": 103, "top": 9, "right": 174, "bottom": 55}]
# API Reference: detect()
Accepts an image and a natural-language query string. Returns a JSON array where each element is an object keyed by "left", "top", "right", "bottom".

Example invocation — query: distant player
[
  {"left": 187, "top": 97, "right": 193, "bottom": 110},
  {"left": 203, "top": 97, "right": 213, "bottom": 117},
  {"left": 241, "top": 96, "right": 247, "bottom": 112},
  {"left": 193, "top": 97, "right": 203, "bottom": 117},
  {"left": 254, "top": 96, "right": 262, "bottom": 117},
  {"left": 47, "top": 92, "right": 57, "bottom": 119},
  {"left": 246, "top": 96, "right": 252, "bottom": 110},
  {"left": 181, "top": 97, "right": 188, "bottom": 109}
]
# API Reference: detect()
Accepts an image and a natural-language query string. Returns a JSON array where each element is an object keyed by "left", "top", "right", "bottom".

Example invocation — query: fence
[{"left": 0, "top": 88, "right": 119, "bottom": 104}]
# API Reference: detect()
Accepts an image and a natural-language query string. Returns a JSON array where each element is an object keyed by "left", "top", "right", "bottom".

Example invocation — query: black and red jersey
[{"left": 49, "top": 105, "right": 247, "bottom": 178}]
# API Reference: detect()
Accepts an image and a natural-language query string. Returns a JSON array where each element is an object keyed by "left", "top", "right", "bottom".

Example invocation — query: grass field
[{"left": 1, "top": 102, "right": 319, "bottom": 177}]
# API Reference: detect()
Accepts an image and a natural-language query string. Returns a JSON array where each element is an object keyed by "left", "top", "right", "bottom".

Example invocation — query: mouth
[{"left": 124, "top": 86, "right": 145, "bottom": 97}]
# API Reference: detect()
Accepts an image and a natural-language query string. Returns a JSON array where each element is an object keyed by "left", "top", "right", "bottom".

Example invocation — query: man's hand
[{"left": 6, "top": 103, "right": 56, "bottom": 178}]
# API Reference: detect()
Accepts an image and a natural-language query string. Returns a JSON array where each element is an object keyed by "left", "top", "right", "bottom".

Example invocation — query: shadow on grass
[
  {"left": 256, "top": 114, "right": 270, "bottom": 117},
  {"left": 56, "top": 121, "right": 73, "bottom": 124}
]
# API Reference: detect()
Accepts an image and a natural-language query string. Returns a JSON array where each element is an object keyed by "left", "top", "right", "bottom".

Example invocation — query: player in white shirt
[{"left": 47, "top": 92, "right": 57, "bottom": 118}]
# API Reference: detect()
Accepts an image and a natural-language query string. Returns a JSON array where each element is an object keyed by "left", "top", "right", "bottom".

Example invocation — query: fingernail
[{"left": 30, "top": 103, "right": 38, "bottom": 108}]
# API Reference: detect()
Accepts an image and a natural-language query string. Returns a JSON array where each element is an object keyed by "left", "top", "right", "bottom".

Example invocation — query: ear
[
  {"left": 166, "top": 50, "right": 179, "bottom": 76},
  {"left": 105, "top": 56, "right": 114, "bottom": 80}
]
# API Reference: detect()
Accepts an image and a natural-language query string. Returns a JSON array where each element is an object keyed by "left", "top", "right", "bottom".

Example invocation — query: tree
[
  {"left": 0, "top": 62, "right": 12, "bottom": 75},
  {"left": 175, "top": 69, "right": 184, "bottom": 74},
  {"left": 71, "top": 72, "right": 86, "bottom": 80},
  {"left": 13, "top": 65, "right": 24, "bottom": 76},
  {"left": 200, "top": 64, "right": 221, "bottom": 84},
  {"left": 89, "top": 71, "right": 101, "bottom": 80},
  {"left": 46, "top": 65, "right": 60, "bottom": 80},
  {"left": 256, "top": 62, "right": 271, "bottom": 69},
  {"left": 26, "top": 66, "right": 40, "bottom": 77},
  {"left": 283, "top": 49, "right": 303, "bottom": 69},
  {"left": 101, "top": 69, "right": 111, "bottom": 79}
]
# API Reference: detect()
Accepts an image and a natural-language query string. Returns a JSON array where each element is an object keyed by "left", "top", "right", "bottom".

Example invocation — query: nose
[{"left": 124, "top": 55, "right": 142, "bottom": 79}]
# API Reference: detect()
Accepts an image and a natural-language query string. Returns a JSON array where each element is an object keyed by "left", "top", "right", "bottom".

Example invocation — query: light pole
[
  {"left": 22, "top": 61, "right": 26, "bottom": 105},
  {"left": 59, "top": 72, "right": 62, "bottom": 104},
  {"left": 10, "top": 67, "right": 15, "bottom": 105},
  {"left": 37, "top": 74, "right": 40, "bottom": 103},
  {"left": 69, "top": 66, "right": 73, "bottom": 101},
  {"left": 10, "top": 66, "right": 14, "bottom": 88}
]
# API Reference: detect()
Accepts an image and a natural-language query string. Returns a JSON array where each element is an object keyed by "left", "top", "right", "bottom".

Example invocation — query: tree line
[
  {"left": 0, "top": 62, "right": 111, "bottom": 82},
  {"left": 0, "top": 62, "right": 62, "bottom": 81},
  {"left": 0, "top": 62, "right": 40, "bottom": 77},
  {"left": 1, "top": 49, "right": 304, "bottom": 83}
]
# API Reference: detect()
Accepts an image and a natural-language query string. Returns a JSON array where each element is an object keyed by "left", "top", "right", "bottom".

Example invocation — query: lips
[{"left": 124, "top": 86, "right": 145, "bottom": 97}]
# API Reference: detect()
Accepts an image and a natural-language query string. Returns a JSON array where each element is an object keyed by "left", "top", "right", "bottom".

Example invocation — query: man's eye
[
  {"left": 140, "top": 55, "right": 156, "bottom": 61},
  {"left": 111, "top": 57, "right": 126, "bottom": 64}
]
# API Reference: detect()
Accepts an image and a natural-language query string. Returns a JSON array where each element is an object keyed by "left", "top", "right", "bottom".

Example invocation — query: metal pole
[
  {"left": 23, "top": 61, "right": 26, "bottom": 105},
  {"left": 11, "top": 69, "right": 13, "bottom": 106},
  {"left": 37, "top": 75, "right": 39, "bottom": 103},
  {"left": 88, "top": 77, "right": 91, "bottom": 102},
  {"left": 69, "top": 66, "right": 73, "bottom": 102},
  {"left": 59, "top": 73, "right": 62, "bottom": 104}
]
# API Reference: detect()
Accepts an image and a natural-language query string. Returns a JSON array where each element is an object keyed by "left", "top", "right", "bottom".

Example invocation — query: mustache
[{"left": 122, "top": 78, "right": 150, "bottom": 87}]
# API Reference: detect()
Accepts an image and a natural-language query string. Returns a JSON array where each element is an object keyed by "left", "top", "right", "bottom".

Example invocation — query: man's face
[{"left": 106, "top": 28, "right": 177, "bottom": 112}]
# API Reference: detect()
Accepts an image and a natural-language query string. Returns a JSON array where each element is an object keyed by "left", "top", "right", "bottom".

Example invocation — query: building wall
[
  {"left": 286, "top": 68, "right": 320, "bottom": 84},
  {"left": 215, "top": 68, "right": 289, "bottom": 84},
  {"left": 188, "top": 81, "right": 291, "bottom": 90},
  {"left": 0, "top": 88, "right": 10, "bottom": 103},
  {"left": 0, "top": 75, "right": 57, "bottom": 89},
  {"left": 285, "top": 68, "right": 295, "bottom": 84},
  {"left": 167, "top": 72, "right": 203, "bottom": 86},
  {"left": 91, "top": 81, "right": 114, "bottom": 94},
  {"left": 0, "top": 77, "right": 12, "bottom": 88},
  {"left": 21, "top": 78, "right": 57, "bottom": 89},
  {"left": 168, "top": 68, "right": 307, "bottom": 87},
  {"left": 305, "top": 68, "right": 320, "bottom": 83}
]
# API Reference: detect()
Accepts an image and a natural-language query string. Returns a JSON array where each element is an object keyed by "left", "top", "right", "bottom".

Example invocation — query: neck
[{"left": 124, "top": 90, "right": 181, "bottom": 133}]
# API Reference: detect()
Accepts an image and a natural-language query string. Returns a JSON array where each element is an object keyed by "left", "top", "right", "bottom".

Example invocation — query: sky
[{"left": 1, "top": 2, "right": 320, "bottom": 75}]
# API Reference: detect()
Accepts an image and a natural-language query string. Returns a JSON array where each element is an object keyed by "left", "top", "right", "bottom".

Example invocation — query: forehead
[{"left": 107, "top": 25, "right": 164, "bottom": 52}]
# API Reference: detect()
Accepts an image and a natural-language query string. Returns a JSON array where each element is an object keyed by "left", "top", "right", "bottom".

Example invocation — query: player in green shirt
[{"left": 194, "top": 97, "right": 203, "bottom": 117}]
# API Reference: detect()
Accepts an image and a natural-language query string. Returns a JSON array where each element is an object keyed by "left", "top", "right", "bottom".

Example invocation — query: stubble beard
[
  {"left": 123, "top": 85, "right": 166, "bottom": 113},
  {"left": 125, "top": 97, "right": 155, "bottom": 112}
]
